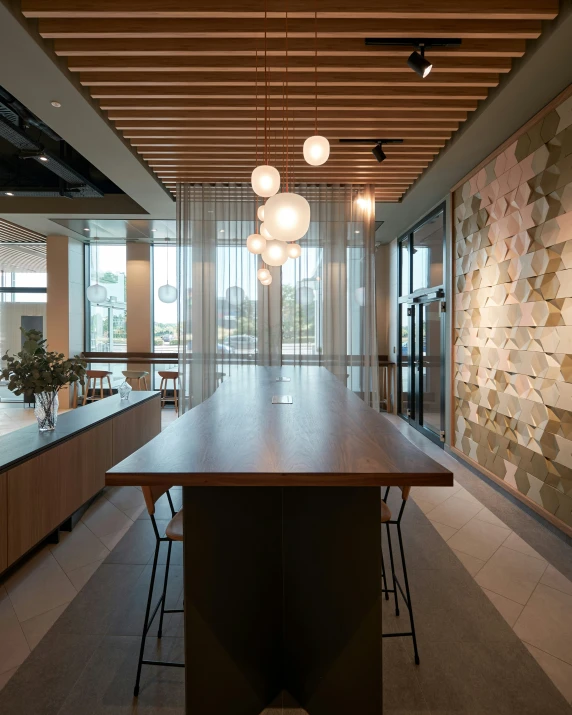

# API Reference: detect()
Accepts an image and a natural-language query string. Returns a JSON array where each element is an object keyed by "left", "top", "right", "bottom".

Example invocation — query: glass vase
[
  {"left": 118, "top": 380, "right": 132, "bottom": 400},
  {"left": 34, "top": 391, "right": 59, "bottom": 431}
]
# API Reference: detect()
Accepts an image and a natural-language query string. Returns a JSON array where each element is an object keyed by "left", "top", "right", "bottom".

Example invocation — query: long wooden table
[{"left": 107, "top": 367, "right": 453, "bottom": 715}]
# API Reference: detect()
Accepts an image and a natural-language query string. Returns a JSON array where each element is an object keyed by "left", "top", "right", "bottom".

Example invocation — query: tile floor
[
  {"left": 1, "top": 403, "right": 572, "bottom": 710},
  {"left": 0, "top": 402, "right": 177, "bottom": 693}
]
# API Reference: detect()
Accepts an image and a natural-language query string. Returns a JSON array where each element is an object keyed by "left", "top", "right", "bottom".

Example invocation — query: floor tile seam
[
  {"left": 49, "top": 541, "right": 111, "bottom": 576},
  {"left": 0, "top": 638, "right": 30, "bottom": 677},
  {"left": 522, "top": 639, "right": 572, "bottom": 670},
  {"left": 19, "top": 601, "right": 73, "bottom": 650},
  {"left": 53, "top": 634, "right": 108, "bottom": 715},
  {"left": 64, "top": 556, "right": 108, "bottom": 581}
]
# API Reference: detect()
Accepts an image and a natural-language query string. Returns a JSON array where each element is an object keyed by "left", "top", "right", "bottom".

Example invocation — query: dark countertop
[
  {"left": 108, "top": 366, "right": 452, "bottom": 488},
  {"left": 0, "top": 391, "right": 160, "bottom": 473}
]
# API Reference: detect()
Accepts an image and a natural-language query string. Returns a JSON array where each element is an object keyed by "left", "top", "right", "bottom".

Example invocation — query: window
[
  {"left": 87, "top": 244, "right": 126, "bottom": 352},
  {"left": 0, "top": 271, "right": 47, "bottom": 401},
  {"left": 153, "top": 244, "right": 178, "bottom": 387},
  {"left": 281, "top": 246, "right": 322, "bottom": 361},
  {"left": 412, "top": 212, "right": 444, "bottom": 292}
]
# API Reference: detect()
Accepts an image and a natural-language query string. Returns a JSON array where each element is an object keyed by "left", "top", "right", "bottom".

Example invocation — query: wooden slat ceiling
[{"left": 22, "top": 0, "right": 558, "bottom": 203}]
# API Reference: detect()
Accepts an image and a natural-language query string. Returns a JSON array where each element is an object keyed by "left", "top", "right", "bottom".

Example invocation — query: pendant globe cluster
[{"left": 246, "top": 0, "right": 329, "bottom": 284}]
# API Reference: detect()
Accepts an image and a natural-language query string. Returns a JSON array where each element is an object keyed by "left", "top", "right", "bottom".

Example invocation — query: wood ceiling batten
[{"left": 24, "top": 2, "right": 557, "bottom": 199}]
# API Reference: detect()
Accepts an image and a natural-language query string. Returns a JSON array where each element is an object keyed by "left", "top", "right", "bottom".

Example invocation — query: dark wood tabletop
[{"left": 107, "top": 366, "right": 452, "bottom": 487}]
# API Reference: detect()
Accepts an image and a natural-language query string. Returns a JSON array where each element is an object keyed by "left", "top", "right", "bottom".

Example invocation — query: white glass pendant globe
[
  {"left": 287, "top": 243, "right": 301, "bottom": 259},
  {"left": 303, "top": 135, "right": 330, "bottom": 166},
  {"left": 86, "top": 283, "right": 107, "bottom": 303},
  {"left": 251, "top": 165, "right": 280, "bottom": 198},
  {"left": 257, "top": 205, "right": 265, "bottom": 222},
  {"left": 260, "top": 223, "right": 272, "bottom": 239},
  {"left": 259, "top": 274, "right": 273, "bottom": 286},
  {"left": 261, "top": 240, "right": 289, "bottom": 267},
  {"left": 257, "top": 267, "right": 271, "bottom": 282},
  {"left": 158, "top": 283, "right": 178, "bottom": 303},
  {"left": 264, "top": 192, "right": 311, "bottom": 242},
  {"left": 246, "top": 233, "right": 266, "bottom": 254}
]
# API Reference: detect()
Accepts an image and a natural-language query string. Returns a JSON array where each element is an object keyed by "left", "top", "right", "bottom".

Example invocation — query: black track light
[
  {"left": 372, "top": 144, "right": 386, "bottom": 163},
  {"left": 407, "top": 45, "right": 432, "bottom": 78}
]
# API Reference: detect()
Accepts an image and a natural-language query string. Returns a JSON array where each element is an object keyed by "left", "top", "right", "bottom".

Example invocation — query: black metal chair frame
[
  {"left": 134, "top": 490, "right": 184, "bottom": 697},
  {"left": 381, "top": 486, "right": 420, "bottom": 665}
]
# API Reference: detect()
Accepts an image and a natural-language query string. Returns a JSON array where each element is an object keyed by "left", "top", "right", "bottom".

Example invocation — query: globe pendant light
[
  {"left": 246, "top": 233, "right": 266, "bottom": 254},
  {"left": 257, "top": 205, "right": 265, "bottom": 222},
  {"left": 303, "top": 135, "right": 330, "bottom": 166},
  {"left": 257, "top": 267, "right": 271, "bottom": 282},
  {"left": 86, "top": 237, "right": 108, "bottom": 304},
  {"left": 261, "top": 239, "right": 289, "bottom": 267},
  {"left": 260, "top": 222, "right": 272, "bottom": 239},
  {"left": 287, "top": 242, "right": 301, "bottom": 259},
  {"left": 264, "top": 192, "right": 311, "bottom": 243},
  {"left": 303, "top": 5, "right": 329, "bottom": 166},
  {"left": 260, "top": 274, "right": 273, "bottom": 285},
  {"left": 158, "top": 238, "right": 178, "bottom": 303},
  {"left": 251, "top": 164, "right": 280, "bottom": 197}
]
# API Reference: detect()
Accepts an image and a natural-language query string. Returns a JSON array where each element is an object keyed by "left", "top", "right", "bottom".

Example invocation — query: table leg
[{"left": 183, "top": 486, "right": 382, "bottom": 715}]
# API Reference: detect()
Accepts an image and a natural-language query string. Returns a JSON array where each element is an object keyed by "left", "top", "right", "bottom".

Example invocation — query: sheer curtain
[{"left": 177, "top": 183, "right": 378, "bottom": 413}]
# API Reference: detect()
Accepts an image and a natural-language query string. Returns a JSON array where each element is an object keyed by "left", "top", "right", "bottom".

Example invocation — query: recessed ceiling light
[
  {"left": 355, "top": 230, "right": 360, "bottom": 234},
  {"left": 51, "top": 101, "right": 62, "bottom": 108},
  {"left": 39, "top": 155, "right": 49, "bottom": 162},
  {"left": 219, "top": 229, "right": 225, "bottom": 233},
  {"left": 83, "top": 228, "right": 90, "bottom": 232},
  {"left": 151, "top": 229, "right": 157, "bottom": 232},
  {"left": 5, "top": 192, "right": 14, "bottom": 196}
]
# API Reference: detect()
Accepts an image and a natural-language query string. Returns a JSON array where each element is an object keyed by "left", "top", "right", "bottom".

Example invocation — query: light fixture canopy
[
  {"left": 251, "top": 165, "right": 281, "bottom": 197},
  {"left": 246, "top": 233, "right": 267, "bottom": 254},
  {"left": 287, "top": 243, "right": 302, "bottom": 259},
  {"left": 303, "top": 135, "right": 330, "bottom": 166},
  {"left": 407, "top": 47, "right": 433, "bottom": 78},
  {"left": 264, "top": 192, "right": 311, "bottom": 243},
  {"left": 261, "top": 240, "right": 289, "bottom": 267},
  {"left": 158, "top": 284, "right": 177, "bottom": 303},
  {"left": 86, "top": 283, "right": 107, "bottom": 304}
]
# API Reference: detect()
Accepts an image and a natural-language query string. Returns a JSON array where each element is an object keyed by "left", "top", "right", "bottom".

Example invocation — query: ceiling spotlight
[
  {"left": 83, "top": 228, "right": 90, "bottom": 232},
  {"left": 372, "top": 144, "right": 386, "bottom": 163},
  {"left": 5, "top": 192, "right": 14, "bottom": 196},
  {"left": 39, "top": 155, "right": 49, "bottom": 162},
  {"left": 364, "top": 38, "right": 461, "bottom": 78},
  {"left": 407, "top": 45, "right": 432, "bottom": 78}
]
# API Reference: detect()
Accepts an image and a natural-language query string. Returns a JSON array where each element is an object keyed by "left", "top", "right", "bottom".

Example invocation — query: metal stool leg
[
  {"left": 157, "top": 540, "right": 172, "bottom": 639},
  {"left": 134, "top": 541, "right": 160, "bottom": 697},
  {"left": 381, "top": 551, "right": 389, "bottom": 601},
  {"left": 385, "top": 522, "right": 400, "bottom": 617},
  {"left": 397, "top": 522, "right": 420, "bottom": 665}
]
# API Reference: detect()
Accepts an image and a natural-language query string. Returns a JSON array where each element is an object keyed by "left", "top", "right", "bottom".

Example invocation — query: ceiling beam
[
  {"left": 37, "top": 18, "right": 543, "bottom": 40},
  {"left": 22, "top": 0, "right": 558, "bottom": 20},
  {"left": 54, "top": 37, "right": 527, "bottom": 57}
]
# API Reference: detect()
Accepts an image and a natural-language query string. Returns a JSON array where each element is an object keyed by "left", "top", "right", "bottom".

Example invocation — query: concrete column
[
  {"left": 46, "top": 235, "right": 85, "bottom": 406},
  {"left": 126, "top": 241, "right": 152, "bottom": 354}
]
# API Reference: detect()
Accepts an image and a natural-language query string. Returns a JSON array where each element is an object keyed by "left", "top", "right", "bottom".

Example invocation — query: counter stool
[
  {"left": 82, "top": 370, "right": 113, "bottom": 405},
  {"left": 134, "top": 486, "right": 184, "bottom": 697},
  {"left": 122, "top": 370, "right": 149, "bottom": 390},
  {"left": 158, "top": 371, "right": 179, "bottom": 414},
  {"left": 381, "top": 486, "right": 420, "bottom": 664}
]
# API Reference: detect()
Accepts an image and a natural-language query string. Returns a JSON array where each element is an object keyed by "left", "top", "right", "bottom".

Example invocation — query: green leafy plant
[{"left": 1, "top": 328, "right": 86, "bottom": 396}]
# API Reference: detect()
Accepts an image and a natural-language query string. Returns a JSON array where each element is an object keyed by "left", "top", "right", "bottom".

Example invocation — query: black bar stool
[
  {"left": 381, "top": 486, "right": 420, "bottom": 664},
  {"left": 134, "top": 486, "right": 184, "bottom": 697}
]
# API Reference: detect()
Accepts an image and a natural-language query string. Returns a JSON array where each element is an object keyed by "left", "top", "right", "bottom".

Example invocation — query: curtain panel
[{"left": 176, "top": 183, "right": 379, "bottom": 413}]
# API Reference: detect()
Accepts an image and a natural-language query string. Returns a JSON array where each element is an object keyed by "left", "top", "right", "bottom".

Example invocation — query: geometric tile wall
[{"left": 452, "top": 88, "right": 572, "bottom": 531}]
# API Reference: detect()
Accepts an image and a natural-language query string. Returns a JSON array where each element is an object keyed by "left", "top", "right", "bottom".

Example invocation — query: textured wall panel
[{"left": 453, "top": 90, "right": 572, "bottom": 531}]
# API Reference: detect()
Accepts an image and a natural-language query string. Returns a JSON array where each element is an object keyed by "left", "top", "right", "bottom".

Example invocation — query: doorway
[{"left": 397, "top": 205, "right": 446, "bottom": 446}]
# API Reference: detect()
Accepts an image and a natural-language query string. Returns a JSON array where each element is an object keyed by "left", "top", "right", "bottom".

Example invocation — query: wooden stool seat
[
  {"left": 165, "top": 508, "right": 184, "bottom": 541},
  {"left": 122, "top": 370, "right": 149, "bottom": 390},
  {"left": 158, "top": 371, "right": 179, "bottom": 414},
  {"left": 83, "top": 370, "right": 113, "bottom": 405}
]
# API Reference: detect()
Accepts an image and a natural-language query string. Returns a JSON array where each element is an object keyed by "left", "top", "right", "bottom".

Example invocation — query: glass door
[
  {"left": 413, "top": 298, "right": 444, "bottom": 444},
  {"left": 397, "top": 203, "right": 446, "bottom": 446}
]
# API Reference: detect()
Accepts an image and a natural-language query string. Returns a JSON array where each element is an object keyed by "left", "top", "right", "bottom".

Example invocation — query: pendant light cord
[
  {"left": 314, "top": 1, "right": 318, "bottom": 135},
  {"left": 285, "top": 0, "right": 289, "bottom": 192},
  {"left": 264, "top": 0, "right": 268, "bottom": 165},
  {"left": 166, "top": 238, "right": 170, "bottom": 286}
]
